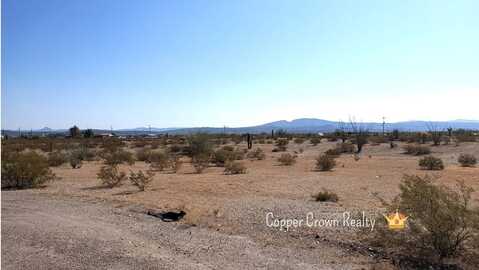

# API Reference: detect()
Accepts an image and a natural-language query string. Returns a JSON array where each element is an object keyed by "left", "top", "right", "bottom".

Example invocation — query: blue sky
[{"left": 2, "top": 0, "right": 478, "bottom": 129}]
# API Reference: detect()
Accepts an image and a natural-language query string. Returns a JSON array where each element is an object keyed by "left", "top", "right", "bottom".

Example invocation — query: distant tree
[
  {"left": 349, "top": 117, "right": 369, "bottom": 153},
  {"left": 69, "top": 125, "right": 81, "bottom": 138},
  {"left": 82, "top": 129, "right": 94, "bottom": 138},
  {"left": 426, "top": 123, "right": 442, "bottom": 146}
]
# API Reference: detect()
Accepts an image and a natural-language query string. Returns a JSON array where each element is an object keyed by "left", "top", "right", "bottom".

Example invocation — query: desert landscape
[
  {"left": 3, "top": 1, "right": 479, "bottom": 269},
  {"left": 2, "top": 130, "right": 479, "bottom": 269}
]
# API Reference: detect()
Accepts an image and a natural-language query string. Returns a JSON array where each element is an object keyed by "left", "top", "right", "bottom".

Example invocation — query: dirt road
[{"left": 1, "top": 191, "right": 369, "bottom": 270}]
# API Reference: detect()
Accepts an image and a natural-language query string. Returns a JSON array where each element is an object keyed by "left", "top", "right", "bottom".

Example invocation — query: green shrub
[
  {"left": 365, "top": 175, "right": 479, "bottom": 264},
  {"left": 129, "top": 170, "right": 155, "bottom": 191},
  {"left": 419, "top": 155, "right": 444, "bottom": 170},
  {"left": 312, "top": 189, "right": 339, "bottom": 202},
  {"left": 47, "top": 151, "right": 68, "bottom": 167},
  {"left": 187, "top": 133, "right": 213, "bottom": 158},
  {"left": 403, "top": 144, "right": 431, "bottom": 155},
  {"left": 247, "top": 148, "right": 266, "bottom": 160},
  {"left": 102, "top": 149, "right": 135, "bottom": 166},
  {"left": 315, "top": 154, "right": 336, "bottom": 171},
  {"left": 97, "top": 165, "right": 126, "bottom": 188},
  {"left": 458, "top": 154, "right": 477, "bottom": 167},
  {"left": 1, "top": 151, "right": 56, "bottom": 189},
  {"left": 224, "top": 161, "right": 247, "bottom": 175},
  {"left": 277, "top": 153, "right": 296, "bottom": 166}
]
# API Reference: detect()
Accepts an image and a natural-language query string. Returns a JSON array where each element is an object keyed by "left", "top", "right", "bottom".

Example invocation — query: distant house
[{"left": 94, "top": 133, "right": 115, "bottom": 138}]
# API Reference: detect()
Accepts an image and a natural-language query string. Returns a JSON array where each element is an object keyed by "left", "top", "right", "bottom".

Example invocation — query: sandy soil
[{"left": 3, "top": 141, "right": 479, "bottom": 269}]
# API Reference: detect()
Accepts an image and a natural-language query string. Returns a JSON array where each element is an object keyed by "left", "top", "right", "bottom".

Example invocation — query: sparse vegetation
[
  {"left": 418, "top": 155, "right": 444, "bottom": 170},
  {"left": 403, "top": 144, "right": 431, "bottom": 155},
  {"left": 365, "top": 175, "right": 479, "bottom": 265},
  {"left": 47, "top": 151, "right": 68, "bottom": 167},
  {"left": 224, "top": 161, "right": 247, "bottom": 174},
  {"left": 277, "top": 153, "right": 296, "bottom": 166},
  {"left": 246, "top": 148, "right": 266, "bottom": 160},
  {"left": 1, "top": 151, "right": 56, "bottom": 189},
  {"left": 102, "top": 148, "right": 135, "bottom": 166},
  {"left": 97, "top": 165, "right": 127, "bottom": 188},
  {"left": 458, "top": 154, "right": 477, "bottom": 167},
  {"left": 312, "top": 189, "right": 339, "bottom": 202},
  {"left": 129, "top": 170, "right": 155, "bottom": 191},
  {"left": 315, "top": 154, "right": 336, "bottom": 171}
]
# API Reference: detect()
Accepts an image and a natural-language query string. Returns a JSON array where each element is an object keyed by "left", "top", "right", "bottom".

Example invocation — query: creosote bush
[
  {"left": 458, "top": 154, "right": 477, "bottom": 167},
  {"left": 102, "top": 148, "right": 135, "bottom": 166},
  {"left": 418, "top": 155, "right": 444, "bottom": 170},
  {"left": 403, "top": 144, "right": 431, "bottom": 156},
  {"left": 315, "top": 154, "right": 336, "bottom": 171},
  {"left": 293, "top": 138, "right": 305, "bottom": 144},
  {"left": 97, "top": 165, "right": 127, "bottom": 188},
  {"left": 129, "top": 170, "right": 155, "bottom": 191},
  {"left": 273, "top": 138, "right": 289, "bottom": 152},
  {"left": 47, "top": 151, "right": 68, "bottom": 167},
  {"left": 1, "top": 151, "right": 56, "bottom": 189},
  {"left": 224, "top": 161, "right": 247, "bottom": 175},
  {"left": 213, "top": 147, "right": 244, "bottom": 167},
  {"left": 277, "top": 153, "right": 296, "bottom": 166},
  {"left": 312, "top": 189, "right": 339, "bottom": 202},
  {"left": 246, "top": 148, "right": 266, "bottom": 160},
  {"left": 364, "top": 175, "right": 479, "bottom": 265}
]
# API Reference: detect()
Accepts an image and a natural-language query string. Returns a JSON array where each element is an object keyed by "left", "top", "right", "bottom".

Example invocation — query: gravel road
[{"left": 1, "top": 191, "right": 369, "bottom": 270}]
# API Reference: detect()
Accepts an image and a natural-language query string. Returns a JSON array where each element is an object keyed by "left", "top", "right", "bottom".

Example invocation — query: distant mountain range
[{"left": 2, "top": 118, "right": 479, "bottom": 137}]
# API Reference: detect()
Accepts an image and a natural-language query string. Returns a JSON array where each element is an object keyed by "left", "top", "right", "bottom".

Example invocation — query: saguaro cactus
[{"left": 247, "top": 133, "right": 253, "bottom": 149}]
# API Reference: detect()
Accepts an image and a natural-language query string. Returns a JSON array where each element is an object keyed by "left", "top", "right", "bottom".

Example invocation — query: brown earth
[{"left": 2, "top": 141, "right": 479, "bottom": 269}]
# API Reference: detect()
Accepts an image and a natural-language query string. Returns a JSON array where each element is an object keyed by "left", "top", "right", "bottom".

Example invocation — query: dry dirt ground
[{"left": 2, "top": 141, "right": 479, "bottom": 269}]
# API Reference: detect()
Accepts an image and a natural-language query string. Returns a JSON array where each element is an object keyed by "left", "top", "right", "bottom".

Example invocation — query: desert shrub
[
  {"left": 71, "top": 147, "right": 97, "bottom": 161},
  {"left": 136, "top": 148, "right": 152, "bottom": 162},
  {"left": 47, "top": 151, "right": 68, "bottom": 167},
  {"left": 224, "top": 161, "right": 247, "bottom": 175},
  {"left": 186, "top": 133, "right": 213, "bottom": 159},
  {"left": 418, "top": 156, "right": 444, "bottom": 170},
  {"left": 315, "top": 154, "right": 336, "bottom": 171},
  {"left": 403, "top": 144, "right": 431, "bottom": 155},
  {"left": 312, "top": 189, "right": 339, "bottom": 202},
  {"left": 247, "top": 148, "right": 266, "bottom": 160},
  {"left": 324, "top": 148, "right": 341, "bottom": 157},
  {"left": 336, "top": 142, "right": 355, "bottom": 153},
  {"left": 365, "top": 175, "right": 479, "bottom": 265},
  {"left": 1, "top": 151, "right": 56, "bottom": 189},
  {"left": 213, "top": 147, "right": 244, "bottom": 167},
  {"left": 458, "top": 154, "right": 477, "bottom": 167},
  {"left": 148, "top": 151, "right": 170, "bottom": 170},
  {"left": 192, "top": 155, "right": 209, "bottom": 173},
  {"left": 102, "top": 149, "right": 135, "bottom": 166},
  {"left": 310, "top": 137, "right": 321, "bottom": 146},
  {"left": 258, "top": 139, "right": 266, "bottom": 144},
  {"left": 97, "top": 165, "right": 127, "bottom": 188},
  {"left": 129, "top": 170, "right": 155, "bottom": 191},
  {"left": 168, "top": 144, "right": 183, "bottom": 154},
  {"left": 294, "top": 138, "right": 305, "bottom": 144},
  {"left": 275, "top": 138, "right": 289, "bottom": 147},
  {"left": 277, "top": 153, "right": 296, "bottom": 166},
  {"left": 69, "top": 156, "right": 83, "bottom": 169}
]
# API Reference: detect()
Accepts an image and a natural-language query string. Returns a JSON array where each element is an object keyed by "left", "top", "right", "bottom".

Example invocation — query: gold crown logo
[{"left": 383, "top": 209, "right": 408, "bottom": 230}]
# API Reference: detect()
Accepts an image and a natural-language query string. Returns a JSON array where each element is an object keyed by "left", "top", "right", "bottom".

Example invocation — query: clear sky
[{"left": 2, "top": 0, "right": 478, "bottom": 130}]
